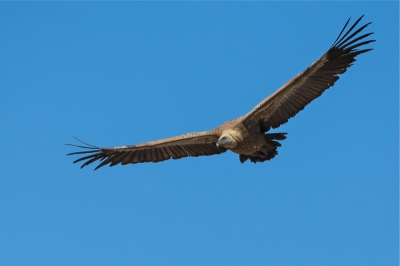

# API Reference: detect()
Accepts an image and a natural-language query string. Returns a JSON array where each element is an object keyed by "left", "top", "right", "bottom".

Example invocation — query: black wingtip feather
[
  {"left": 331, "top": 15, "right": 363, "bottom": 48},
  {"left": 331, "top": 16, "right": 352, "bottom": 47},
  {"left": 331, "top": 15, "right": 374, "bottom": 51},
  {"left": 67, "top": 150, "right": 100, "bottom": 156},
  {"left": 66, "top": 137, "right": 106, "bottom": 170}
]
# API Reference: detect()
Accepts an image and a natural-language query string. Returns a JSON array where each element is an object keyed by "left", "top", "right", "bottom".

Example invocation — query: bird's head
[{"left": 216, "top": 134, "right": 238, "bottom": 149}]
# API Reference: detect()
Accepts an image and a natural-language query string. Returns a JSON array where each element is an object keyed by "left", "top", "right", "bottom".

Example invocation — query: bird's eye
[{"left": 222, "top": 136, "right": 227, "bottom": 140}]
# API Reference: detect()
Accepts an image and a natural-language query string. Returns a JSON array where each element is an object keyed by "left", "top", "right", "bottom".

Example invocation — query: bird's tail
[{"left": 239, "top": 133, "right": 287, "bottom": 163}]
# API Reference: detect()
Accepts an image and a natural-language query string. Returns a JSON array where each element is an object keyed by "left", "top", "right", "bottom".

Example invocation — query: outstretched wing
[
  {"left": 67, "top": 131, "right": 226, "bottom": 170},
  {"left": 242, "top": 15, "right": 375, "bottom": 132}
]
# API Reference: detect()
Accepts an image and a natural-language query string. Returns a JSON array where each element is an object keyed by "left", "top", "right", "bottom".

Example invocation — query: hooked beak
[{"left": 216, "top": 141, "right": 221, "bottom": 148}]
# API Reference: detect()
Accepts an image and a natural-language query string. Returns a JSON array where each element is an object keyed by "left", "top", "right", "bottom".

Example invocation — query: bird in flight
[{"left": 67, "top": 16, "right": 374, "bottom": 170}]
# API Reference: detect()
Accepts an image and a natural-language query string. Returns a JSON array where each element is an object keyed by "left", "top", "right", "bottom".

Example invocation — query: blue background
[{"left": 1, "top": 2, "right": 398, "bottom": 265}]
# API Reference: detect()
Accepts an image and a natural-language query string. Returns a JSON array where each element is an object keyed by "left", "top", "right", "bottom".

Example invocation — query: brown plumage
[{"left": 67, "top": 16, "right": 374, "bottom": 170}]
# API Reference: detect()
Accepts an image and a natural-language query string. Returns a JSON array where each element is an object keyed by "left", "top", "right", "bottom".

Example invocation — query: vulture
[{"left": 67, "top": 16, "right": 375, "bottom": 170}]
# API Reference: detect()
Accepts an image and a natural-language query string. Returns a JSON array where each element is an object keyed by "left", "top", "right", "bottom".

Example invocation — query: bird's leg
[{"left": 259, "top": 146, "right": 269, "bottom": 157}]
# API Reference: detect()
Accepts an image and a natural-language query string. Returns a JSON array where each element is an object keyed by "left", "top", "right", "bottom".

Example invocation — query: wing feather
[
  {"left": 242, "top": 15, "right": 375, "bottom": 131},
  {"left": 66, "top": 131, "right": 226, "bottom": 170}
]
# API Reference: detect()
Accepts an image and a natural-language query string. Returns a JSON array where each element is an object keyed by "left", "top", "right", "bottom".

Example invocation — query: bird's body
[
  {"left": 214, "top": 118, "right": 287, "bottom": 163},
  {"left": 67, "top": 16, "right": 375, "bottom": 170}
]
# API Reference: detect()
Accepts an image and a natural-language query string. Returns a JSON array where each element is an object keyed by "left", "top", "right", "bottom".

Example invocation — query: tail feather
[{"left": 239, "top": 133, "right": 287, "bottom": 163}]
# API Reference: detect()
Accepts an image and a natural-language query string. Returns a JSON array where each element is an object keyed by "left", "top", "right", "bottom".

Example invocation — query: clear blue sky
[{"left": 0, "top": 2, "right": 398, "bottom": 266}]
